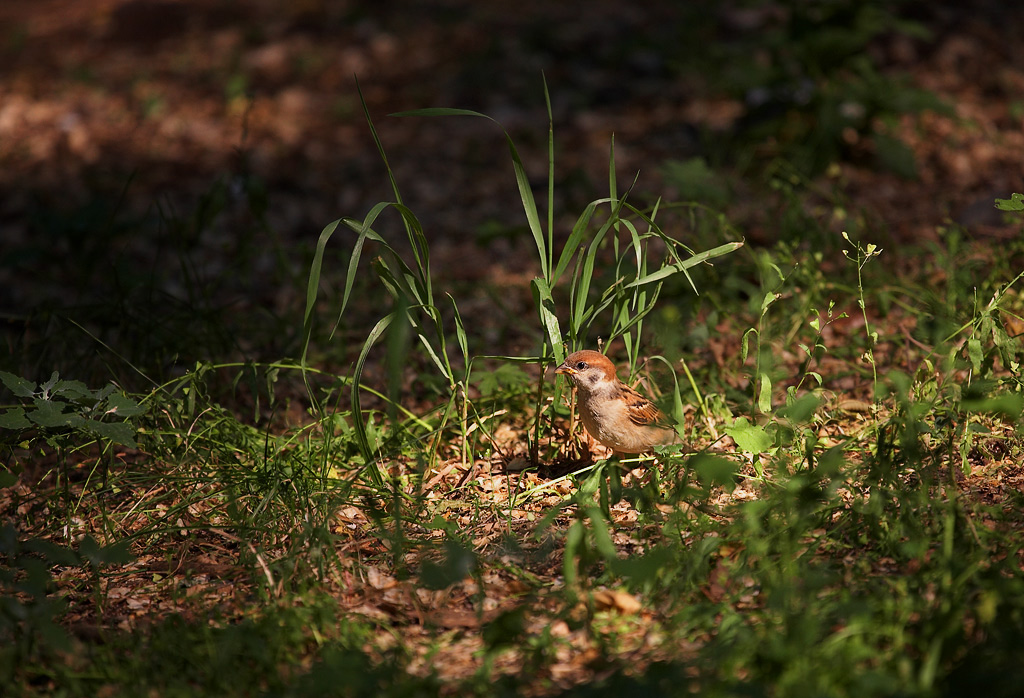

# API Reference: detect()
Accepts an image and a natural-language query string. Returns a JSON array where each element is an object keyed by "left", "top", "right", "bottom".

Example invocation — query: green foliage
[
  {"left": 0, "top": 371, "right": 146, "bottom": 448},
  {"left": 0, "top": 525, "right": 132, "bottom": 684},
  {"left": 6, "top": 596, "right": 431, "bottom": 698},
  {"left": 384, "top": 100, "right": 743, "bottom": 374},
  {"left": 995, "top": 192, "right": 1024, "bottom": 212}
]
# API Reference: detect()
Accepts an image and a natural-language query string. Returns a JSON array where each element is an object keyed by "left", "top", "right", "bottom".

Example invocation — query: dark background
[{"left": 2, "top": 0, "right": 1022, "bottom": 381}]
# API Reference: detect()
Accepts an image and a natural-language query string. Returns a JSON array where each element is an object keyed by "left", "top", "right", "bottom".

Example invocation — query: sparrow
[{"left": 555, "top": 350, "right": 681, "bottom": 454}]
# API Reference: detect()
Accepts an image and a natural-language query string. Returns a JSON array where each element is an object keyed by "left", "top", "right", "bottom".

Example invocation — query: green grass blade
[
  {"left": 385, "top": 297, "right": 412, "bottom": 424},
  {"left": 391, "top": 107, "right": 490, "bottom": 118},
  {"left": 507, "top": 136, "right": 549, "bottom": 281},
  {"left": 553, "top": 198, "right": 606, "bottom": 284},
  {"left": 416, "top": 305, "right": 454, "bottom": 383},
  {"left": 758, "top": 372, "right": 772, "bottom": 413},
  {"left": 570, "top": 214, "right": 618, "bottom": 334},
  {"left": 544, "top": 73, "right": 555, "bottom": 280},
  {"left": 624, "top": 241, "right": 744, "bottom": 289},
  {"left": 374, "top": 248, "right": 425, "bottom": 306},
  {"left": 358, "top": 78, "right": 404, "bottom": 206},
  {"left": 352, "top": 314, "right": 394, "bottom": 487},
  {"left": 608, "top": 135, "right": 617, "bottom": 211},
  {"left": 449, "top": 293, "right": 469, "bottom": 372},
  {"left": 571, "top": 241, "right": 597, "bottom": 335},
  {"left": 391, "top": 203, "right": 433, "bottom": 303},
  {"left": 302, "top": 218, "right": 341, "bottom": 360},
  {"left": 531, "top": 278, "right": 564, "bottom": 363},
  {"left": 623, "top": 218, "right": 643, "bottom": 304},
  {"left": 341, "top": 203, "right": 398, "bottom": 311},
  {"left": 648, "top": 355, "right": 686, "bottom": 426}
]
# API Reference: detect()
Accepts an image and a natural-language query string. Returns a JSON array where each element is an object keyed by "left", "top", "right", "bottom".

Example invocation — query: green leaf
[
  {"left": 39, "top": 371, "right": 59, "bottom": 395},
  {"left": 624, "top": 241, "right": 744, "bottom": 288},
  {"left": 960, "top": 394, "right": 1024, "bottom": 419},
  {"left": 570, "top": 216, "right": 615, "bottom": 333},
  {"left": 51, "top": 379, "right": 92, "bottom": 401},
  {"left": 507, "top": 140, "right": 548, "bottom": 280},
  {"left": 25, "top": 537, "right": 81, "bottom": 567},
  {"left": 725, "top": 417, "right": 773, "bottom": 454},
  {"left": 584, "top": 507, "right": 617, "bottom": 560},
  {"left": 0, "top": 371, "right": 35, "bottom": 398},
  {"left": 777, "top": 393, "right": 822, "bottom": 424},
  {"left": 740, "top": 328, "right": 757, "bottom": 365},
  {"left": 531, "top": 278, "right": 564, "bottom": 363},
  {"left": 36, "top": 619, "right": 73, "bottom": 652},
  {"left": 105, "top": 393, "right": 146, "bottom": 418},
  {"left": 552, "top": 200, "right": 601, "bottom": 284},
  {"left": 482, "top": 606, "right": 528, "bottom": 651},
  {"left": 757, "top": 373, "right": 772, "bottom": 413},
  {"left": 967, "top": 338, "right": 983, "bottom": 373},
  {"left": 423, "top": 515, "right": 455, "bottom": 532},
  {"left": 419, "top": 539, "right": 476, "bottom": 590},
  {"left": 88, "top": 421, "right": 137, "bottom": 448},
  {"left": 391, "top": 107, "right": 489, "bottom": 119},
  {"left": 995, "top": 193, "right": 1024, "bottom": 212},
  {"left": 0, "top": 407, "right": 31, "bottom": 430},
  {"left": 608, "top": 134, "right": 617, "bottom": 205},
  {"left": 395, "top": 107, "right": 549, "bottom": 281},
  {"left": 449, "top": 294, "right": 469, "bottom": 368},
  {"left": 608, "top": 546, "right": 674, "bottom": 586},
  {"left": 28, "top": 400, "right": 75, "bottom": 428},
  {"left": 476, "top": 364, "right": 531, "bottom": 397},
  {"left": 690, "top": 454, "right": 740, "bottom": 491},
  {"left": 563, "top": 520, "right": 585, "bottom": 587},
  {"left": 78, "top": 535, "right": 134, "bottom": 567},
  {"left": 301, "top": 216, "right": 342, "bottom": 369},
  {"left": 351, "top": 314, "right": 394, "bottom": 487},
  {"left": 358, "top": 78, "right": 404, "bottom": 206}
]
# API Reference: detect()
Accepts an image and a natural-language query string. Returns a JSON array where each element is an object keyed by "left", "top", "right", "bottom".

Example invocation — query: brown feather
[{"left": 619, "top": 384, "right": 665, "bottom": 427}]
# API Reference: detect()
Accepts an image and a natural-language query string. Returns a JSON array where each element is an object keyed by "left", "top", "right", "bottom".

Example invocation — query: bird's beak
[{"left": 554, "top": 362, "right": 574, "bottom": 375}]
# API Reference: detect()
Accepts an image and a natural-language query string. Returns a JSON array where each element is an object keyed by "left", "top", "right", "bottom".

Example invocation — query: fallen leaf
[{"left": 592, "top": 589, "right": 642, "bottom": 614}]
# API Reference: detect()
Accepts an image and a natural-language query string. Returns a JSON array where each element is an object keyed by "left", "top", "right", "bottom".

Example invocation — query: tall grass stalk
[{"left": 842, "top": 231, "right": 883, "bottom": 401}]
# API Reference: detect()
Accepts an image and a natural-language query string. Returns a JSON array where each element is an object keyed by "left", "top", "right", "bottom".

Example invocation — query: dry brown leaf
[
  {"left": 592, "top": 589, "right": 642, "bottom": 615},
  {"left": 365, "top": 566, "right": 397, "bottom": 590},
  {"left": 837, "top": 399, "right": 874, "bottom": 413}
]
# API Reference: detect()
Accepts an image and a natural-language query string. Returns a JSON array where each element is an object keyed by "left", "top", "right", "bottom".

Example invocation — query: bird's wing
[{"left": 619, "top": 383, "right": 669, "bottom": 428}]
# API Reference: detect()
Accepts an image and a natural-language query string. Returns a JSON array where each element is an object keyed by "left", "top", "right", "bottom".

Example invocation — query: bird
[{"left": 554, "top": 350, "right": 681, "bottom": 455}]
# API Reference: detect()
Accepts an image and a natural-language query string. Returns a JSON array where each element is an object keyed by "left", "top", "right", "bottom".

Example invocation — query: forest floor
[{"left": 3, "top": 1, "right": 1024, "bottom": 695}]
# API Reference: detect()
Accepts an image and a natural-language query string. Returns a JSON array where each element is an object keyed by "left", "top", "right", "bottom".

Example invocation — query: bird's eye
[{"left": 576, "top": 361, "right": 587, "bottom": 370}]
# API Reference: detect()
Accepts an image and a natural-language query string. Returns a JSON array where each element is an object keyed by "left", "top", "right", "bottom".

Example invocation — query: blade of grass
[
  {"left": 625, "top": 241, "right": 745, "bottom": 289},
  {"left": 351, "top": 314, "right": 393, "bottom": 487},
  {"left": 531, "top": 278, "right": 564, "bottom": 364}
]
